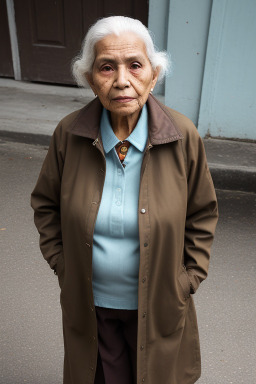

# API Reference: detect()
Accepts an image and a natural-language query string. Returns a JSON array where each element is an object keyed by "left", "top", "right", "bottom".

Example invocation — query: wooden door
[
  {"left": 14, "top": 0, "right": 148, "bottom": 85},
  {"left": 0, "top": 0, "right": 14, "bottom": 77},
  {"left": 83, "top": 1, "right": 148, "bottom": 30},
  {"left": 14, "top": 0, "right": 83, "bottom": 84}
]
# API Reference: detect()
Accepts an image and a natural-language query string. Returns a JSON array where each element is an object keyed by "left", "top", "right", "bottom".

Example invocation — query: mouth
[{"left": 112, "top": 96, "right": 135, "bottom": 103}]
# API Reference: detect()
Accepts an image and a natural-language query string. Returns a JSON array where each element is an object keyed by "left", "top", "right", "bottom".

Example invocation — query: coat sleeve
[
  {"left": 182, "top": 126, "right": 218, "bottom": 294},
  {"left": 31, "top": 122, "right": 65, "bottom": 270}
]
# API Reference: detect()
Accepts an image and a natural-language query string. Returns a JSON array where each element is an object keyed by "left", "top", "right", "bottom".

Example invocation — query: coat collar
[{"left": 67, "top": 94, "right": 183, "bottom": 145}]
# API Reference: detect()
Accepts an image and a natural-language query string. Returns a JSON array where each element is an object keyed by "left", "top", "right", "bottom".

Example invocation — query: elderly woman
[{"left": 31, "top": 16, "right": 218, "bottom": 384}]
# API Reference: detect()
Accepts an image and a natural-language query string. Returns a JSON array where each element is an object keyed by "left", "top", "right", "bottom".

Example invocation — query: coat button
[
  {"left": 143, "top": 312, "right": 146, "bottom": 318},
  {"left": 142, "top": 378, "right": 145, "bottom": 383},
  {"left": 144, "top": 242, "right": 148, "bottom": 247},
  {"left": 142, "top": 277, "right": 146, "bottom": 283},
  {"left": 140, "top": 208, "right": 146, "bottom": 214},
  {"left": 140, "top": 345, "right": 144, "bottom": 350}
]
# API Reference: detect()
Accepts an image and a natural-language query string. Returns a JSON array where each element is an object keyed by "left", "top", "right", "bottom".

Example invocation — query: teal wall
[
  {"left": 164, "top": 0, "right": 212, "bottom": 126},
  {"left": 148, "top": 0, "right": 169, "bottom": 96},
  {"left": 148, "top": 0, "right": 256, "bottom": 140},
  {"left": 198, "top": 0, "right": 256, "bottom": 140}
]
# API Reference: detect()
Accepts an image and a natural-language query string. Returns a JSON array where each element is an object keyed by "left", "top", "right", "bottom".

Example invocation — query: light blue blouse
[{"left": 92, "top": 105, "right": 148, "bottom": 309}]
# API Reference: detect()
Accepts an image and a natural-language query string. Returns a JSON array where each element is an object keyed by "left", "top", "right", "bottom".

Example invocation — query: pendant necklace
[{"left": 115, "top": 140, "right": 131, "bottom": 163}]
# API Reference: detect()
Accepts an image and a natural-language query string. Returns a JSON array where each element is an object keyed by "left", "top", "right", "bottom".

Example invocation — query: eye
[
  {"left": 130, "top": 62, "right": 141, "bottom": 70},
  {"left": 101, "top": 65, "right": 113, "bottom": 72}
]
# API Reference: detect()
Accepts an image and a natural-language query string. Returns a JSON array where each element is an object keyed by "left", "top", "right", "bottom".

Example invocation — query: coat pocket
[
  {"left": 56, "top": 253, "right": 65, "bottom": 288},
  {"left": 178, "top": 265, "right": 191, "bottom": 301}
]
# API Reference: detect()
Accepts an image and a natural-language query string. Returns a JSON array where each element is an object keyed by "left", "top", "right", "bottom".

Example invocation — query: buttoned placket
[
  {"left": 137, "top": 142, "right": 153, "bottom": 384},
  {"left": 90, "top": 136, "right": 106, "bottom": 378}
]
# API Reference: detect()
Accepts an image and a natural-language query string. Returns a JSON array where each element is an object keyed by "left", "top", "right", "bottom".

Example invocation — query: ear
[
  {"left": 85, "top": 73, "right": 97, "bottom": 95},
  {"left": 151, "top": 67, "right": 160, "bottom": 90}
]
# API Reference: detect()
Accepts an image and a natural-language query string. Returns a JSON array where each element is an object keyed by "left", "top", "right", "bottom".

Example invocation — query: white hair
[{"left": 72, "top": 16, "right": 170, "bottom": 87}]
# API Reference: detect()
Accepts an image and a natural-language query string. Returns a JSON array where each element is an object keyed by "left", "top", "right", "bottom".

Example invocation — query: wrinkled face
[{"left": 86, "top": 33, "right": 159, "bottom": 120}]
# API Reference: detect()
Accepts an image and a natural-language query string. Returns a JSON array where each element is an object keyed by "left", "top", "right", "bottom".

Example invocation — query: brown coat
[{"left": 31, "top": 94, "right": 218, "bottom": 384}]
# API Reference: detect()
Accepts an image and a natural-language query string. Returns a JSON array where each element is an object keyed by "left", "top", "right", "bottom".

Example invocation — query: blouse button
[{"left": 140, "top": 208, "right": 146, "bottom": 214}]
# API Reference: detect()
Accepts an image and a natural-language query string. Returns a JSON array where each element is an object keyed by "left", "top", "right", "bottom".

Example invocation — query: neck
[{"left": 110, "top": 110, "right": 141, "bottom": 141}]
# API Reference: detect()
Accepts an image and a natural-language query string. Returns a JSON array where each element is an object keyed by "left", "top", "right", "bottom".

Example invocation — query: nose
[{"left": 113, "top": 67, "right": 130, "bottom": 89}]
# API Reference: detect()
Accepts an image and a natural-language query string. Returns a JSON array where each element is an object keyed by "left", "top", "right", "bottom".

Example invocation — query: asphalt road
[{"left": 0, "top": 139, "right": 255, "bottom": 384}]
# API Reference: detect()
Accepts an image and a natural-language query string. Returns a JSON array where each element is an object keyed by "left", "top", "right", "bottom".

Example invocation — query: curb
[
  {"left": 0, "top": 130, "right": 51, "bottom": 146},
  {"left": 209, "top": 164, "right": 256, "bottom": 194}
]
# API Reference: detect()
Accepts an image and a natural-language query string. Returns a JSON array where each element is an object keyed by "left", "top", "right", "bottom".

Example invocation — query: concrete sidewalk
[{"left": 0, "top": 78, "right": 255, "bottom": 193}]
